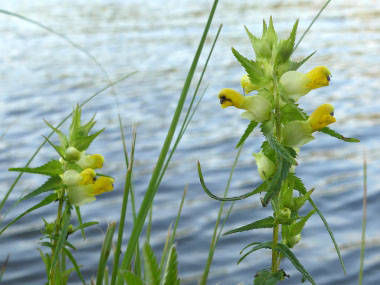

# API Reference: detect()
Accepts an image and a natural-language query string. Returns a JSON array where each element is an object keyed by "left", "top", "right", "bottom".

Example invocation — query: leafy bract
[
  {"left": 320, "top": 127, "right": 360, "bottom": 142},
  {"left": 21, "top": 176, "right": 62, "bottom": 201},
  {"left": 121, "top": 271, "right": 143, "bottom": 285},
  {"left": 162, "top": 245, "right": 180, "bottom": 285},
  {"left": 254, "top": 269, "right": 286, "bottom": 285},
  {"left": 9, "top": 159, "right": 63, "bottom": 176},
  {"left": 289, "top": 51, "right": 317, "bottom": 71},
  {"left": 223, "top": 216, "right": 274, "bottom": 236},
  {"left": 236, "top": 121, "right": 258, "bottom": 148},
  {"left": 143, "top": 242, "right": 161, "bottom": 285}
]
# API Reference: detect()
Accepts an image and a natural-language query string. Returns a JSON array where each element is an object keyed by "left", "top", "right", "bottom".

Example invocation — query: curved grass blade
[
  {"left": 238, "top": 241, "right": 272, "bottom": 264},
  {"left": 0, "top": 193, "right": 57, "bottom": 235},
  {"left": 223, "top": 216, "right": 274, "bottom": 236},
  {"left": 198, "top": 161, "right": 267, "bottom": 201},
  {"left": 276, "top": 243, "right": 316, "bottom": 285}
]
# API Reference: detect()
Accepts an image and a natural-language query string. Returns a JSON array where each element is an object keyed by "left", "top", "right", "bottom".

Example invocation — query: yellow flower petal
[
  {"left": 80, "top": 168, "right": 96, "bottom": 185},
  {"left": 241, "top": 74, "right": 259, "bottom": 94},
  {"left": 307, "top": 103, "right": 336, "bottom": 132},
  {"left": 93, "top": 177, "right": 114, "bottom": 195},
  {"left": 218, "top": 88, "right": 245, "bottom": 108},
  {"left": 305, "top": 66, "right": 331, "bottom": 90}
]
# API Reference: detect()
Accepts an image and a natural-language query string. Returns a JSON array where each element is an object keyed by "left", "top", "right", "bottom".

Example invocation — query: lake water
[{"left": 0, "top": 0, "right": 379, "bottom": 284}]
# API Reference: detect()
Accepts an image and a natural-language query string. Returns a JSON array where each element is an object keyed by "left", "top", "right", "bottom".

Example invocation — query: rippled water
[{"left": 0, "top": 0, "right": 379, "bottom": 284}]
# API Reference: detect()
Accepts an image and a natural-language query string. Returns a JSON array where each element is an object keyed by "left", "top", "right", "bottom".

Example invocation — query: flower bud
[
  {"left": 282, "top": 121, "right": 314, "bottom": 148},
  {"left": 65, "top": 146, "right": 81, "bottom": 162},
  {"left": 287, "top": 233, "right": 301, "bottom": 247},
  {"left": 279, "top": 207, "right": 291, "bottom": 219},
  {"left": 253, "top": 152, "right": 275, "bottom": 180}
]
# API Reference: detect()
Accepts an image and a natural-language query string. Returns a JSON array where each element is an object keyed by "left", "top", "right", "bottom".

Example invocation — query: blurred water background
[{"left": 0, "top": 0, "right": 379, "bottom": 284}]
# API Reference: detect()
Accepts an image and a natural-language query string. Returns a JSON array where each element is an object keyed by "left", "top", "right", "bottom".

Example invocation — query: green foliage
[
  {"left": 289, "top": 51, "right": 316, "bottom": 71},
  {"left": 276, "top": 243, "right": 316, "bottom": 285},
  {"left": 236, "top": 121, "right": 258, "bottom": 148},
  {"left": 62, "top": 247, "right": 86, "bottom": 285},
  {"left": 120, "top": 271, "right": 143, "bottom": 285},
  {"left": 96, "top": 222, "right": 116, "bottom": 285},
  {"left": 9, "top": 159, "right": 63, "bottom": 176},
  {"left": 224, "top": 216, "right": 274, "bottom": 235},
  {"left": 238, "top": 241, "right": 273, "bottom": 264},
  {"left": 280, "top": 103, "right": 307, "bottom": 123},
  {"left": 320, "top": 127, "right": 360, "bottom": 142},
  {"left": 21, "top": 176, "right": 62, "bottom": 201},
  {"left": 254, "top": 269, "right": 286, "bottom": 285},
  {"left": 289, "top": 210, "right": 316, "bottom": 236},
  {"left": 142, "top": 242, "right": 161, "bottom": 285},
  {"left": 162, "top": 245, "right": 180, "bottom": 285}
]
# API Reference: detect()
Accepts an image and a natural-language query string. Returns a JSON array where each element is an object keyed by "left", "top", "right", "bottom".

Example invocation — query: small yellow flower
[
  {"left": 77, "top": 153, "right": 104, "bottom": 169},
  {"left": 280, "top": 66, "right": 331, "bottom": 100},
  {"left": 241, "top": 75, "right": 259, "bottom": 94},
  {"left": 307, "top": 103, "right": 336, "bottom": 131},
  {"left": 218, "top": 88, "right": 271, "bottom": 122}
]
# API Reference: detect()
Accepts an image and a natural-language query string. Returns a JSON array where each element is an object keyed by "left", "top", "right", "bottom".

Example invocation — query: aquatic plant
[{"left": 198, "top": 17, "right": 359, "bottom": 284}]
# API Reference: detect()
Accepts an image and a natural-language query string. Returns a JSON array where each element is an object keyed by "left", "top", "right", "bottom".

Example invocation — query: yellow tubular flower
[
  {"left": 78, "top": 153, "right": 104, "bottom": 169},
  {"left": 80, "top": 168, "right": 96, "bottom": 185},
  {"left": 218, "top": 88, "right": 271, "bottom": 122},
  {"left": 241, "top": 74, "right": 259, "bottom": 94},
  {"left": 280, "top": 66, "right": 331, "bottom": 101},
  {"left": 93, "top": 177, "right": 114, "bottom": 195},
  {"left": 307, "top": 103, "right": 336, "bottom": 131}
]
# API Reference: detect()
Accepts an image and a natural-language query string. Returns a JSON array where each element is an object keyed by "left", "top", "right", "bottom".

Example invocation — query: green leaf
[
  {"left": 274, "top": 20, "right": 298, "bottom": 67},
  {"left": 245, "top": 26, "right": 272, "bottom": 59},
  {"left": 289, "top": 209, "right": 316, "bottom": 236},
  {"left": 143, "top": 242, "right": 161, "bottom": 285},
  {"left": 276, "top": 243, "right": 316, "bottom": 285},
  {"left": 265, "top": 16, "right": 278, "bottom": 48},
  {"left": 240, "top": 242, "right": 261, "bottom": 254},
  {"left": 69, "top": 105, "right": 82, "bottom": 142},
  {"left": 73, "top": 221, "right": 99, "bottom": 233},
  {"left": 254, "top": 269, "right": 286, "bottom": 285},
  {"left": 262, "top": 156, "right": 291, "bottom": 207},
  {"left": 320, "top": 127, "right": 360, "bottom": 142},
  {"left": 198, "top": 161, "right": 267, "bottom": 201},
  {"left": 9, "top": 159, "right": 63, "bottom": 176},
  {"left": 71, "top": 128, "right": 104, "bottom": 152},
  {"left": 223, "top": 216, "right": 274, "bottom": 236},
  {"left": 120, "top": 271, "right": 143, "bottom": 285},
  {"left": 75, "top": 206, "right": 85, "bottom": 239},
  {"left": 236, "top": 121, "right": 258, "bottom": 148},
  {"left": 43, "top": 119, "right": 68, "bottom": 148},
  {"left": 162, "top": 245, "right": 180, "bottom": 285},
  {"left": 238, "top": 241, "right": 272, "bottom": 264},
  {"left": 37, "top": 248, "right": 50, "bottom": 277},
  {"left": 308, "top": 197, "right": 346, "bottom": 275},
  {"left": 261, "top": 121, "right": 297, "bottom": 164},
  {"left": 288, "top": 173, "right": 307, "bottom": 194},
  {"left": 21, "top": 176, "right": 62, "bottom": 201},
  {"left": 289, "top": 51, "right": 317, "bottom": 71},
  {"left": 231, "top": 48, "right": 269, "bottom": 86},
  {"left": 42, "top": 135, "right": 66, "bottom": 158},
  {"left": 63, "top": 247, "right": 85, "bottom": 285},
  {"left": 96, "top": 222, "right": 116, "bottom": 285},
  {"left": 0, "top": 193, "right": 57, "bottom": 235},
  {"left": 280, "top": 103, "right": 307, "bottom": 123}
]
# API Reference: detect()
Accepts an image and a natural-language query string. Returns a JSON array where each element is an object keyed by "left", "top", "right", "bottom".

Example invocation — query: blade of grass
[
  {"left": 146, "top": 207, "right": 153, "bottom": 244},
  {"left": 0, "top": 72, "right": 135, "bottom": 216},
  {"left": 116, "top": 2, "right": 219, "bottom": 283},
  {"left": 75, "top": 206, "right": 86, "bottom": 240},
  {"left": 294, "top": 0, "right": 331, "bottom": 50},
  {"left": 110, "top": 125, "right": 137, "bottom": 285},
  {"left": 358, "top": 149, "right": 367, "bottom": 285},
  {"left": 199, "top": 145, "right": 243, "bottom": 285},
  {"left": 0, "top": 254, "right": 9, "bottom": 282},
  {"left": 96, "top": 222, "right": 117, "bottom": 285},
  {"left": 159, "top": 224, "right": 173, "bottom": 275}
]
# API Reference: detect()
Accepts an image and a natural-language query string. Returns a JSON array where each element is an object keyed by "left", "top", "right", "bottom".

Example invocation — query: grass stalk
[
  {"left": 116, "top": 2, "right": 219, "bottom": 282},
  {"left": 96, "top": 222, "right": 116, "bottom": 285},
  {"left": 358, "top": 150, "right": 367, "bottom": 285},
  {"left": 199, "top": 145, "right": 243, "bottom": 285}
]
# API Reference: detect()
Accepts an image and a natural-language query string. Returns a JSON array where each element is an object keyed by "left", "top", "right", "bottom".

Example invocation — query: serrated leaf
[
  {"left": 236, "top": 121, "right": 258, "bottom": 148},
  {"left": 69, "top": 106, "right": 82, "bottom": 142},
  {"left": 254, "top": 269, "right": 286, "bottom": 285},
  {"left": 289, "top": 210, "right": 316, "bottom": 237},
  {"left": 21, "top": 176, "right": 62, "bottom": 202},
  {"left": 65, "top": 162, "right": 82, "bottom": 172},
  {"left": 289, "top": 51, "right": 317, "bottom": 71},
  {"left": 43, "top": 119, "right": 68, "bottom": 148},
  {"left": 121, "top": 271, "right": 143, "bottom": 285},
  {"left": 320, "top": 127, "right": 360, "bottom": 142},
  {"left": 0, "top": 193, "right": 58, "bottom": 235},
  {"left": 288, "top": 173, "right": 307, "bottom": 195},
  {"left": 231, "top": 48, "right": 269, "bottom": 86},
  {"left": 238, "top": 241, "right": 272, "bottom": 264},
  {"left": 9, "top": 159, "right": 63, "bottom": 176},
  {"left": 276, "top": 243, "right": 316, "bottom": 285},
  {"left": 224, "top": 216, "right": 274, "bottom": 236},
  {"left": 308, "top": 197, "right": 346, "bottom": 275},
  {"left": 262, "top": 156, "right": 291, "bottom": 207},
  {"left": 162, "top": 245, "right": 180, "bottom": 285},
  {"left": 198, "top": 161, "right": 267, "bottom": 201},
  {"left": 261, "top": 122, "right": 297, "bottom": 164},
  {"left": 71, "top": 128, "right": 104, "bottom": 151},
  {"left": 63, "top": 247, "right": 85, "bottom": 285},
  {"left": 280, "top": 103, "right": 307, "bottom": 123},
  {"left": 143, "top": 242, "right": 161, "bottom": 285}
]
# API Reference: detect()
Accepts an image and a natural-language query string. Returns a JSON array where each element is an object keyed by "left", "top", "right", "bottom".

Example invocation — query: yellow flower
[
  {"left": 77, "top": 153, "right": 104, "bottom": 169},
  {"left": 218, "top": 88, "right": 271, "bottom": 122},
  {"left": 280, "top": 66, "right": 331, "bottom": 100},
  {"left": 65, "top": 169, "right": 114, "bottom": 206},
  {"left": 241, "top": 74, "right": 259, "bottom": 94},
  {"left": 307, "top": 103, "right": 336, "bottom": 131}
]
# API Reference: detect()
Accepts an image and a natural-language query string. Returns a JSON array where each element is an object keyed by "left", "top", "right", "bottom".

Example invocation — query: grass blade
[
  {"left": 96, "top": 222, "right": 116, "bottom": 285},
  {"left": 116, "top": 2, "right": 219, "bottom": 282},
  {"left": 358, "top": 150, "right": 367, "bottom": 285},
  {"left": 63, "top": 247, "right": 85, "bottom": 285}
]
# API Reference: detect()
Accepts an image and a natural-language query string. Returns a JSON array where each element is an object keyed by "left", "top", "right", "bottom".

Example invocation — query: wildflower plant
[
  {"left": 198, "top": 17, "right": 359, "bottom": 284},
  {"left": 1, "top": 106, "right": 114, "bottom": 284}
]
